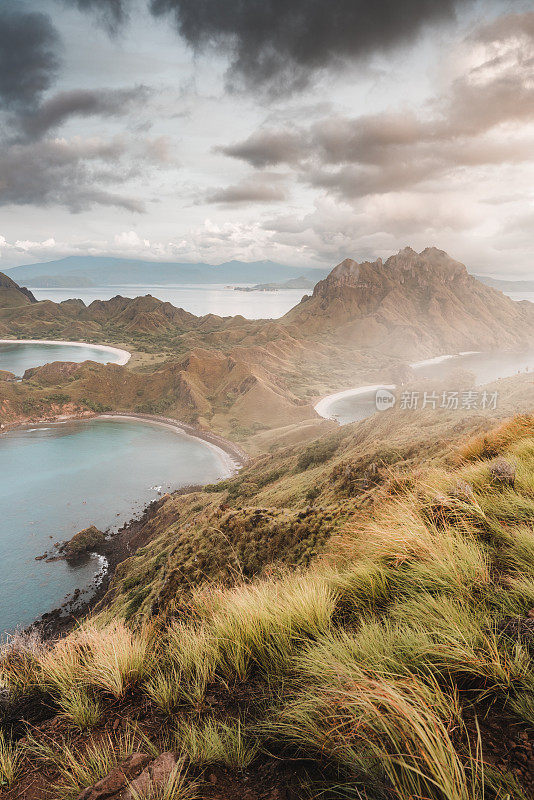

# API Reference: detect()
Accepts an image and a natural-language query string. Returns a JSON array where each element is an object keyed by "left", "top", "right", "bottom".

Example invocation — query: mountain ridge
[{"left": 6, "top": 256, "right": 329, "bottom": 288}]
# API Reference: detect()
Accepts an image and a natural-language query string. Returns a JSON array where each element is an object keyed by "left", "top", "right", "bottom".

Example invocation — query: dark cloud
[
  {"left": 19, "top": 87, "right": 149, "bottom": 140},
  {"left": 0, "top": 138, "right": 144, "bottom": 212},
  {"left": 218, "top": 11, "right": 534, "bottom": 199},
  {"left": 206, "top": 175, "right": 287, "bottom": 204},
  {"left": 0, "top": 9, "right": 61, "bottom": 112},
  {"left": 149, "top": 0, "right": 474, "bottom": 93}
]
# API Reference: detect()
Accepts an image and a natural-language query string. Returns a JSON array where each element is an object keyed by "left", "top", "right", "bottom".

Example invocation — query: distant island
[
  {"left": 233, "top": 276, "right": 315, "bottom": 292},
  {"left": 7, "top": 256, "right": 329, "bottom": 289}
]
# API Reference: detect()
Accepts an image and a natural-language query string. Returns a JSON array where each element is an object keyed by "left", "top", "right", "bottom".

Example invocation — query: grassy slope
[{"left": 2, "top": 379, "right": 534, "bottom": 798}]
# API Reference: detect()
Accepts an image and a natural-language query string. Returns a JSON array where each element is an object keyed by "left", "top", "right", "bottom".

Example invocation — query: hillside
[
  {"left": 6, "top": 257, "right": 328, "bottom": 288},
  {"left": 1, "top": 248, "right": 533, "bottom": 444},
  {"left": 0, "top": 272, "right": 36, "bottom": 308},
  {"left": 2, "top": 387, "right": 534, "bottom": 799}
]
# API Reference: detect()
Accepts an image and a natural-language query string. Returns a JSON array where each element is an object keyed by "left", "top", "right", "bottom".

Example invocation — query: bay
[{"left": 0, "top": 418, "right": 229, "bottom": 634}]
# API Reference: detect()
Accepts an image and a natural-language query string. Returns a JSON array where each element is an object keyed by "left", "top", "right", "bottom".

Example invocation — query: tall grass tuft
[
  {"left": 0, "top": 731, "right": 21, "bottom": 788},
  {"left": 267, "top": 671, "right": 478, "bottom": 800},
  {"left": 174, "top": 718, "right": 259, "bottom": 770},
  {"left": 128, "top": 762, "right": 199, "bottom": 800}
]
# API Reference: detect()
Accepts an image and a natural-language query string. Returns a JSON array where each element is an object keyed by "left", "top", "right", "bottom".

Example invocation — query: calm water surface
[
  {"left": 31, "top": 284, "right": 306, "bottom": 319},
  {"left": 0, "top": 342, "right": 125, "bottom": 377},
  {"left": 0, "top": 418, "right": 228, "bottom": 634}
]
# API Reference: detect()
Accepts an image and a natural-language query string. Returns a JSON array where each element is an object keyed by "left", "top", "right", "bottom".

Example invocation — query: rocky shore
[{"left": 27, "top": 485, "right": 203, "bottom": 640}]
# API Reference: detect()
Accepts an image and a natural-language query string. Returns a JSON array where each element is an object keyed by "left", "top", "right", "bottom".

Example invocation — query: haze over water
[
  {"left": 30, "top": 284, "right": 306, "bottom": 319},
  {"left": 323, "top": 348, "right": 534, "bottom": 425},
  {"left": 0, "top": 418, "right": 228, "bottom": 634}
]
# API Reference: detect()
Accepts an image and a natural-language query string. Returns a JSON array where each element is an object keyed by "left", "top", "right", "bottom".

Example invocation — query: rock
[
  {"left": 124, "top": 752, "right": 180, "bottom": 800},
  {"left": 64, "top": 525, "right": 106, "bottom": 559},
  {"left": 76, "top": 753, "right": 150, "bottom": 800},
  {"left": 489, "top": 458, "right": 516, "bottom": 487}
]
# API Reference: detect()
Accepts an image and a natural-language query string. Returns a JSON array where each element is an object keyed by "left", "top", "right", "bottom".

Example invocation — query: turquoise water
[
  {"left": 0, "top": 418, "right": 228, "bottom": 634},
  {"left": 325, "top": 349, "right": 534, "bottom": 425},
  {"left": 0, "top": 342, "right": 126, "bottom": 377}
]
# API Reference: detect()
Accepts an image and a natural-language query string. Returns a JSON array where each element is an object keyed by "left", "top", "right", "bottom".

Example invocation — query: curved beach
[
  {"left": 314, "top": 351, "right": 482, "bottom": 420},
  {"left": 99, "top": 411, "right": 249, "bottom": 472},
  {"left": 0, "top": 339, "right": 131, "bottom": 366}
]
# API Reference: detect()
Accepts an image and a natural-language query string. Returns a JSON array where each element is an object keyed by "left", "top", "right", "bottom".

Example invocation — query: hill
[
  {"left": 2, "top": 389, "right": 534, "bottom": 799},
  {"left": 0, "top": 272, "right": 36, "bottom": 308},
  {"left": 1, "top": 248, "right": 533, "bottom": 444},
  {"left": 6, "top": 256, "right": 328, "bottom": 288}
]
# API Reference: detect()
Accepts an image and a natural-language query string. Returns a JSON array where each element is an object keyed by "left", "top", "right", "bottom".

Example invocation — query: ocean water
[
  {"left": 0, "top": 418, "right": 229, "bottom": 634},
  {"left": 323, "top": 349, "right": 534, "bottom": 425},
  {"left": 30, "top": 284, "right": 306, "bottom": 319},
  {"left": 0, "top": 341, "right": 126, "bottom": 377}
]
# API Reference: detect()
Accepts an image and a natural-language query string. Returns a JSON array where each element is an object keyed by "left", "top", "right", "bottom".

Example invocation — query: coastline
[
  {"left": 2, "top": 411, "right": 249, "bottom": 639},
  {"left": 0, "top": 338, "right": 131, "bottom": 366},
  {"left": 98, "top": 412, "right": 249, "bottom": 470},
  {"left": 314, "top": 351, "right": 482, "bottom": 420}
]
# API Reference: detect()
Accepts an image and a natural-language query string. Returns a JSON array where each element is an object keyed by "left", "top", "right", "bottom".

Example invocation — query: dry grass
[
  {"left": 128, "top": 760, "right": 199, "bottom": 800},
  {"left": 174, "top": 718, "right": 259, "bottom": 770},
  {"left": 0, "top": 731, "right": 21, "bottom": 789},
  {"left": 4, "top": 415, "right": 534, "bottom": 799},
  {"left": 458, "top": 414, "right": 534, "bottom": 462},
  {"left": 38, "top": 621, "right": 153, "bottom": 699}
]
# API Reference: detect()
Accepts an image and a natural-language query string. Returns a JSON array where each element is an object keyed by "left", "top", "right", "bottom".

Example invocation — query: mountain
[
  {"left": 0, "top": 271, "right": 36, "bottom": 307},
  {"left": 285, "top": 247, "right": 534, "bottom": 355},
  {"left": 1, "top": 247, "right": 533, "bottom": 442},
  {"left": 6, "top": 256, "right": 328, "bottom": 288}
]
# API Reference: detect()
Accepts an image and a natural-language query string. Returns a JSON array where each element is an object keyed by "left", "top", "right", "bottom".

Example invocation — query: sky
[{"left": 0, "top": 0, "right": 533, "bottom": 277}]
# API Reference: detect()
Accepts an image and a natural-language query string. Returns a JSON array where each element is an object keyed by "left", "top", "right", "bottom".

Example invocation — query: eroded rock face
[{"left": 286, "top": 246, "right": 534, "bottom": 355}]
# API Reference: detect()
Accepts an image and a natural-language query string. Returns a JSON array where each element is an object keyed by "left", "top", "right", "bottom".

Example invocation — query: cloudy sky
[{"left": 0, "top": 0, "right": 533, "bottom": 276}]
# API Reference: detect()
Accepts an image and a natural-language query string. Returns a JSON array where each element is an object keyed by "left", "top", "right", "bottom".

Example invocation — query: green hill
[{"left": 2, "top": 391, "right": 534, "bottom": 799}]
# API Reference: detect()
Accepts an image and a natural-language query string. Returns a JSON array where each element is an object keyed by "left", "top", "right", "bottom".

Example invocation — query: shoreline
[
  {"left": 314, "top": 351, "right": 482, "bottom": 420},
  {"left": 98, "top": 412, "right": 249, "bottom": 470},
  {"left": 0, "top": 338, "right": 131, "bottom": 366},
  {"left": 2, "top": 411, "right": 249, "bottom": 639}
]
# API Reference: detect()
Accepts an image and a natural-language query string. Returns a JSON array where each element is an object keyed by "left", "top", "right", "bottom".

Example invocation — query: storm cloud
[
  {"left": 206, "top": 175, "right": 288, "bottom": 205},
  {"left": 218, "top": 11, "right": 534, "bottom": 200},
  {"left": 0, "top": 137, "right": 144, "bottom": 212},
  {"left": 0, "top": 9, "right": 61, "bottom": 112},
  {"left": 74, "top": 0, "right": 476, "bottom": 92},
  {"left": 65, "top": 0, "right": 128, "bottom": 32}
]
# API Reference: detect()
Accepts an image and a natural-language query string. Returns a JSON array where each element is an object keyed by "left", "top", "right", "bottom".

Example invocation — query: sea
[
  {"left": 30, "top": 284, "right": 307, "bottom": 319},
  {"left": 0, "top": 417, "right": 229, "bottom": 633}
]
